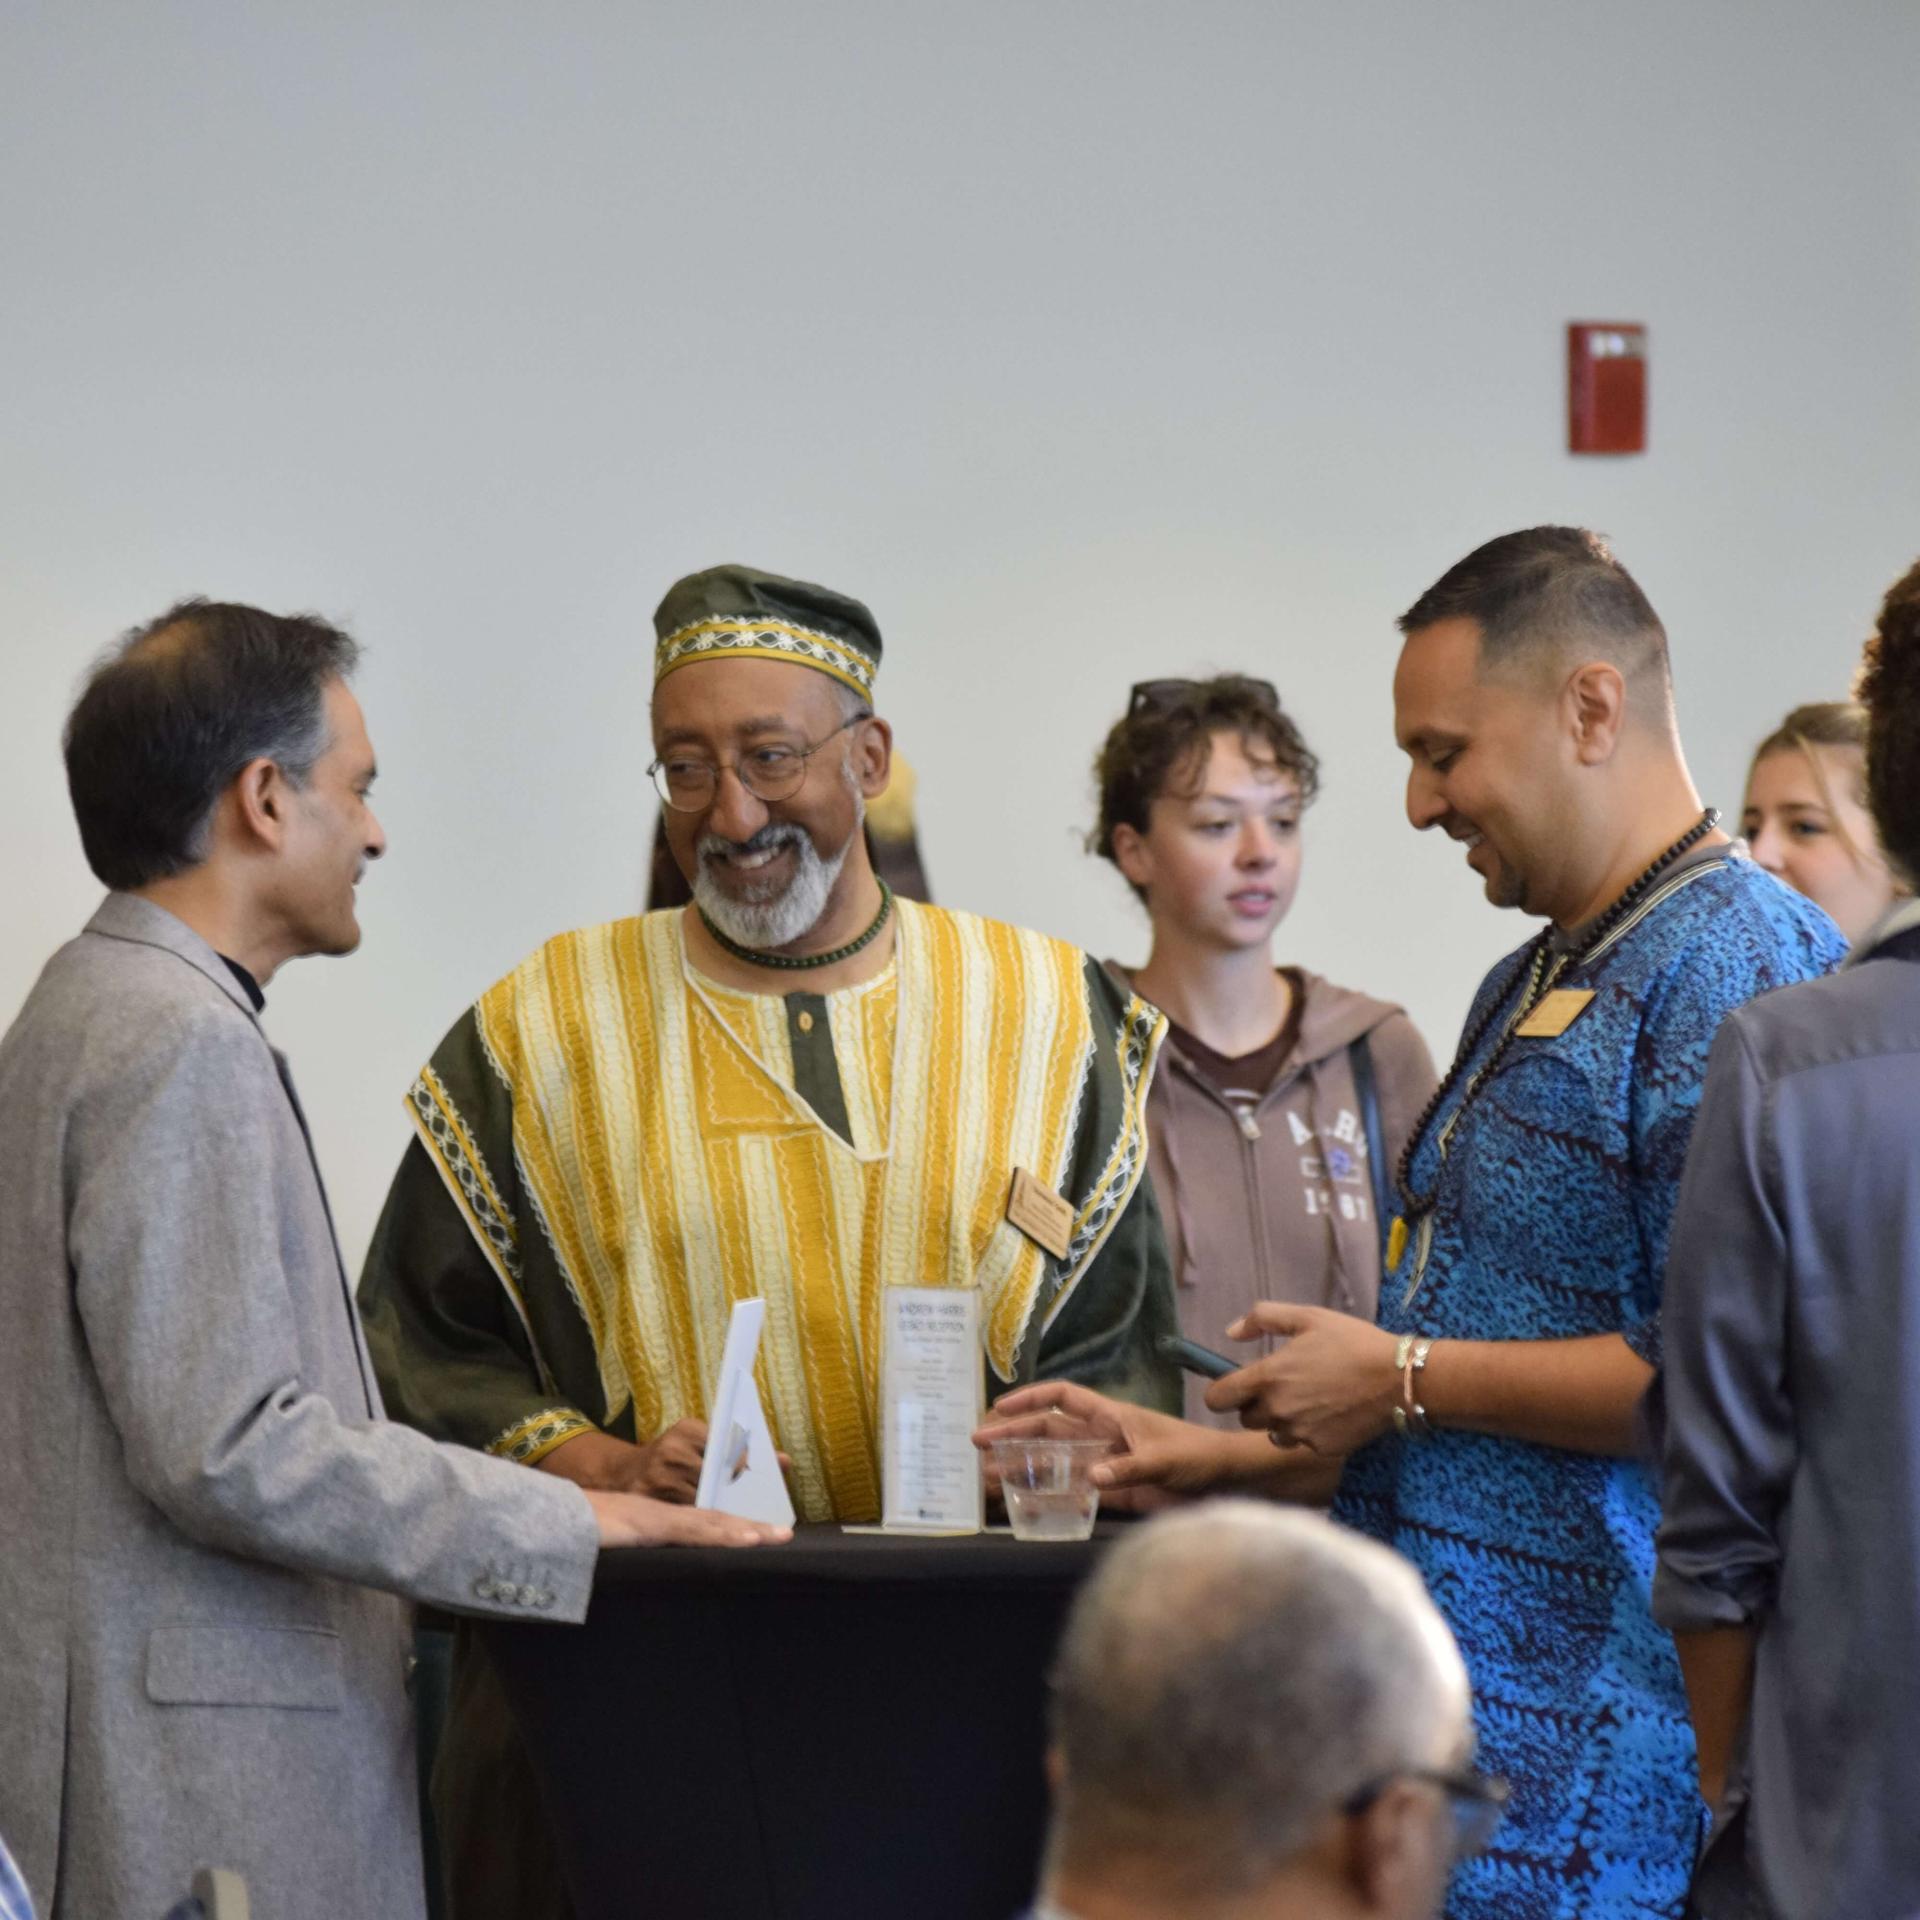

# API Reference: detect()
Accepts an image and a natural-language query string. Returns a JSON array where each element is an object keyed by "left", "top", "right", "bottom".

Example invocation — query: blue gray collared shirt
[{"left": 1654, "top": 895, "right": 1920, "bottom": 1919}]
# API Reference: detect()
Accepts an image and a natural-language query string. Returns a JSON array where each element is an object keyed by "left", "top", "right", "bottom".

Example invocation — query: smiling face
[
  {"left": 651, "top": 656, "right": 888, "bottom": 948},
  {"left": 270, "top": 678, "right": 385, "bottom": 957},
  {"left": 1394, "top": 616, "right": 1585, "bottom": 919},
  {"left": 1743, "top": 742, "right": 1898, "bottom": 945},
  {"left": 1113, "top": 730, "right": 1304, "bottom": 950}
]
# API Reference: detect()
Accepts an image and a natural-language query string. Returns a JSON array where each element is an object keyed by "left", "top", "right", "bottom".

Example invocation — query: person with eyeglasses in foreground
[
  {"left": 985, "top": 530, "right": 1846, "bottom": 1917},
  {"left": 1091, "top": 676, "right": 1437, "bottom": 1439},
  {"left": 1022, "top": 1500, "right": 1502, "bottom": 1920},
  {"left": 358, "top": 564, "right": 1184, "bottom": 1920},
  {"left": 0, "top": 1830, "right": 32, "bottom": 1920},
  {"left": 1654, "top": 560, "right": 1920, "bottom": 1919}
]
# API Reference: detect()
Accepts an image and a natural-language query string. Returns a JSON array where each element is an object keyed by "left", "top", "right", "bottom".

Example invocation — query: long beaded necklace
[
  {"left": 698, "top": 878, "right": 895, "bottom": 973},
  {"left": 1386, "top": 809, "right": 1721, "bottom": 1285}
]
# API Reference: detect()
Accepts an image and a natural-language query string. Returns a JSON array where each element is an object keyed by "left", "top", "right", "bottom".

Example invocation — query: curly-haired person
[
  {"left": 1089, "top": 677, "right": 1437, "bottom": 1431},
  {"left": 1656, "top": 555, "right": 1920, "bottom": 1920}
]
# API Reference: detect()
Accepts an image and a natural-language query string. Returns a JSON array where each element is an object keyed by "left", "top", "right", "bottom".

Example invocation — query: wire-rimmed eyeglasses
[
  {"left": 1343, "top": 1768, "right": 1509, "bottom": 1862},
  {"left": 647, "top": 716, "right": 864, "bottom": 813}
]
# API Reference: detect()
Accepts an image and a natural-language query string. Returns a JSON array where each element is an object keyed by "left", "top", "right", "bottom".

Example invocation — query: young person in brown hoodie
[{"left": 1093, "top": 676, "right": 1438, "bottom": 1426}]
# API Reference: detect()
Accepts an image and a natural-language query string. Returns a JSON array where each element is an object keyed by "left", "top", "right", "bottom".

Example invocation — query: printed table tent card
[{"left": 694, "top": 1298, "right": 796, "bottom": 1528}]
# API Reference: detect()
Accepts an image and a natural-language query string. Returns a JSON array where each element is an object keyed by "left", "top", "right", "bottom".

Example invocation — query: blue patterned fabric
[
  {"left": 1336, "top": 855, "right": 1845, "bottom": 1920},
  {"left": 0, "top": 1831, "right": 33, "bottom": 1920}
]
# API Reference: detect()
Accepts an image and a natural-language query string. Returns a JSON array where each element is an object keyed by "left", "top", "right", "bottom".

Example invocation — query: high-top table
[{"left": 480, "top": 1522, "right": 1123, "bottom": 1920}]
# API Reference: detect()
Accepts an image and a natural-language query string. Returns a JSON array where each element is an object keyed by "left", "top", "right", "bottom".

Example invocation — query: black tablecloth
[{"left": 481, "top": 1523, "right": 1122, "bottom": 1920}]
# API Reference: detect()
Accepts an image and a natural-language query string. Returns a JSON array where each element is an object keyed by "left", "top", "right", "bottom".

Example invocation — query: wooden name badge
[
  {"left": 1515, "top": 989, "right": 1596, "bottom": 1039},
  {"left": 1005, "top": 1168, "right": 1073, "bottom": 1260}
]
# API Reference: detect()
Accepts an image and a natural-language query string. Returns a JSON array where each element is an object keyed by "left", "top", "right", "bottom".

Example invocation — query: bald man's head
[{"left": 1044, "top": 1503, "right": 1471, "bottom": 1904}]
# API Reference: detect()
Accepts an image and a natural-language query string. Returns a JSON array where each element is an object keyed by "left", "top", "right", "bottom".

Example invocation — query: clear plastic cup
[{"left": 990, "top": 1438, "right": 1111, "bottom": 1541}]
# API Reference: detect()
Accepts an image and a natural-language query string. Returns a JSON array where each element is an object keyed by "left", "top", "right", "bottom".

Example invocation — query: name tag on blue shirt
[{"left": 1515, "top": 989, "right": 1596, "bottom": 1038}]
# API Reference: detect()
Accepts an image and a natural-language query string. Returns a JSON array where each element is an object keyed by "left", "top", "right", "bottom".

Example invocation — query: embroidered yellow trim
[
  {"left": 403, "top": 1065, "right": 537, "bottom": 1348},
  {"left": 488, "top": 1408, "right": 593, "bottom": 1465},
  {"left": 654, "top": 615, "right": 876, "bottom": 699},
  {"left": 1043, "top": 995, "right": 1165, "bottom": 1337}
]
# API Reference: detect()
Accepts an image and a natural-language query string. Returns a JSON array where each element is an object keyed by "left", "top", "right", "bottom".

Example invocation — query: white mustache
[{"left": 698, "top": 824, "right": 806, "bottom": 866}]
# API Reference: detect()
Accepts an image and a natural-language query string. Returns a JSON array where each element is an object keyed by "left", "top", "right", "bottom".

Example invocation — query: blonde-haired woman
[{"left": 1742, "top": 701, "right": 1910, "bottom": 945}]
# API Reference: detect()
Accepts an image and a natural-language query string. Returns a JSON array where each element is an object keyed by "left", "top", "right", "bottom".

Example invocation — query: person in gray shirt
[{"left": 1654, "top": 555, "right": 1920, "bottom": 1919}]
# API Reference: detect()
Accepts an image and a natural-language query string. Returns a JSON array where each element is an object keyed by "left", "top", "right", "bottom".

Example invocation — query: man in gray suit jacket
[{"left": 0, "top": 600, "right": 785, "bottom": 1920}]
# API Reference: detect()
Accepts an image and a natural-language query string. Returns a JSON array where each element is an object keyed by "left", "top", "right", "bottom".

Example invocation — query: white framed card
[
  {"left": 694, "top": 1298, "right": 795, "bottom": 1527},
  {"left": 880, "top": 1286, "right": 985, "bottom": 1534}
]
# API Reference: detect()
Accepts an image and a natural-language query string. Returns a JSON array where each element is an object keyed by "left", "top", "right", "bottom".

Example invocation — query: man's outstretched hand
[
  {"left": 976, "top": 1382, "right": 1243, "bottom": 1511},
  {"left": 582, "top": 1489, "right": 791, "bottom": 1549}
]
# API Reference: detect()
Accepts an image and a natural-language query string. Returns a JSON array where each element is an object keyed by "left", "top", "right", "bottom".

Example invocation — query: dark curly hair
[
  {"left": 1091, "top": 676, "right": 1320, "bottom": 900},
  {"left": 1855, "top": 558, "right": 1920, "bottom": 887}
]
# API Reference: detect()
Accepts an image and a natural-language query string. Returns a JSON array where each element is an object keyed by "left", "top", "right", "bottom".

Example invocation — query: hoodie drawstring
[{"left": 1302, "top": 1054, "right": 1361, "bottom": 1315}]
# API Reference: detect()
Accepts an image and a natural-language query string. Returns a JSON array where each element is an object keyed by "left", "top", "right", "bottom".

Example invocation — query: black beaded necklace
[
  {"left": 1387, "top": 809, "right": 1721, "bottom": 1264},
  {"left": 698, "top": 879, "right": 895, "bottom": 973}
]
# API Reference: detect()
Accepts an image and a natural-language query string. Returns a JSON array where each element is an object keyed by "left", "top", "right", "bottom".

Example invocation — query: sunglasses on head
[{"left": 1127, "top": 676, "right": 1282, "bottom": 716}]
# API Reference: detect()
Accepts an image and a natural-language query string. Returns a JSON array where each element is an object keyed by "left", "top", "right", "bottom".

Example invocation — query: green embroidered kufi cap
[{"left": 652, "top": 564, "right": 882, "bottom": 703}]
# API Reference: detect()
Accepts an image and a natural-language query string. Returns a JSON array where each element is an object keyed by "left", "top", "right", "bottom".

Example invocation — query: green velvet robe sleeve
[
  {"left": 1011, "top": 956, "right": 1182, "bottom": 1414},
  {"left": 358, "top": 1008, "right": 619, "bottom": 1463},
  {"left": 1023, "top": 1168, "right": 1182, "bottom": 1413}
]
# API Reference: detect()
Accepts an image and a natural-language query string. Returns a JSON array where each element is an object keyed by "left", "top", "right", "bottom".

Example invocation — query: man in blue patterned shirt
[
  {"left": 0, "top": 1833, "right": 33, "bottom": 1920},
  {"left": 1198, "top": 529, "right": 1847, "bottom": 1919}
]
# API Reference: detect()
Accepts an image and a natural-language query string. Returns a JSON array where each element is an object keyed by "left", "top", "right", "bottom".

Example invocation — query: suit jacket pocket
[{"left": 145, "top": 1625, "right": 344, "bottom": 1709}]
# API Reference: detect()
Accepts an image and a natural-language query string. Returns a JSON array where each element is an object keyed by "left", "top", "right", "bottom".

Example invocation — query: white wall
[{"left": 5, "top": 1, "right": 1919, "bottom": 1268}]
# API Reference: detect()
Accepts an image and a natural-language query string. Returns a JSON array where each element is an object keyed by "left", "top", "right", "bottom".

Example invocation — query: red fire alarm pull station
[{"left": 1568, "top": 322, "right": 1647, "bottom": 454}]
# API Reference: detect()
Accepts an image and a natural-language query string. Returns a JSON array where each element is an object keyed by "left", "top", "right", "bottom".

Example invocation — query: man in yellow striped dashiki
[{"left": 359, "top": 564, "right": 1181, "bottom": 1920}]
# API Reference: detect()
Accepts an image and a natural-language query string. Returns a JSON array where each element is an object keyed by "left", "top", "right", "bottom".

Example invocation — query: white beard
[{"left": 694, "top": 782, "right": 866, "bottom": 951}]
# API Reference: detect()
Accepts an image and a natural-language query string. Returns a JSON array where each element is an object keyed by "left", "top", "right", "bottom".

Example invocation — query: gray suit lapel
[
  {"left": 85, "top": 894, "right": 380, "bottom": 1418},
  {"left": 85, "top": 892, "right": 261, "bottom": 1018}
]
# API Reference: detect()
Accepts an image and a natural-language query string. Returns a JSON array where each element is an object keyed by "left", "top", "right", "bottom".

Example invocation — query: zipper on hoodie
[
  {"left": 1167, "top": 1059, "right": 1300, "bottom": 1320},
  {"left": 1240, "top": 1104, "right": 1277, "bottom": 1320}
]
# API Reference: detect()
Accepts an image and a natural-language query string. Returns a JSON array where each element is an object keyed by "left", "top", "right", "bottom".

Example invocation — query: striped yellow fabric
[{"left": 465, "top": 900, "right": 1101, "bottom": 1523}]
